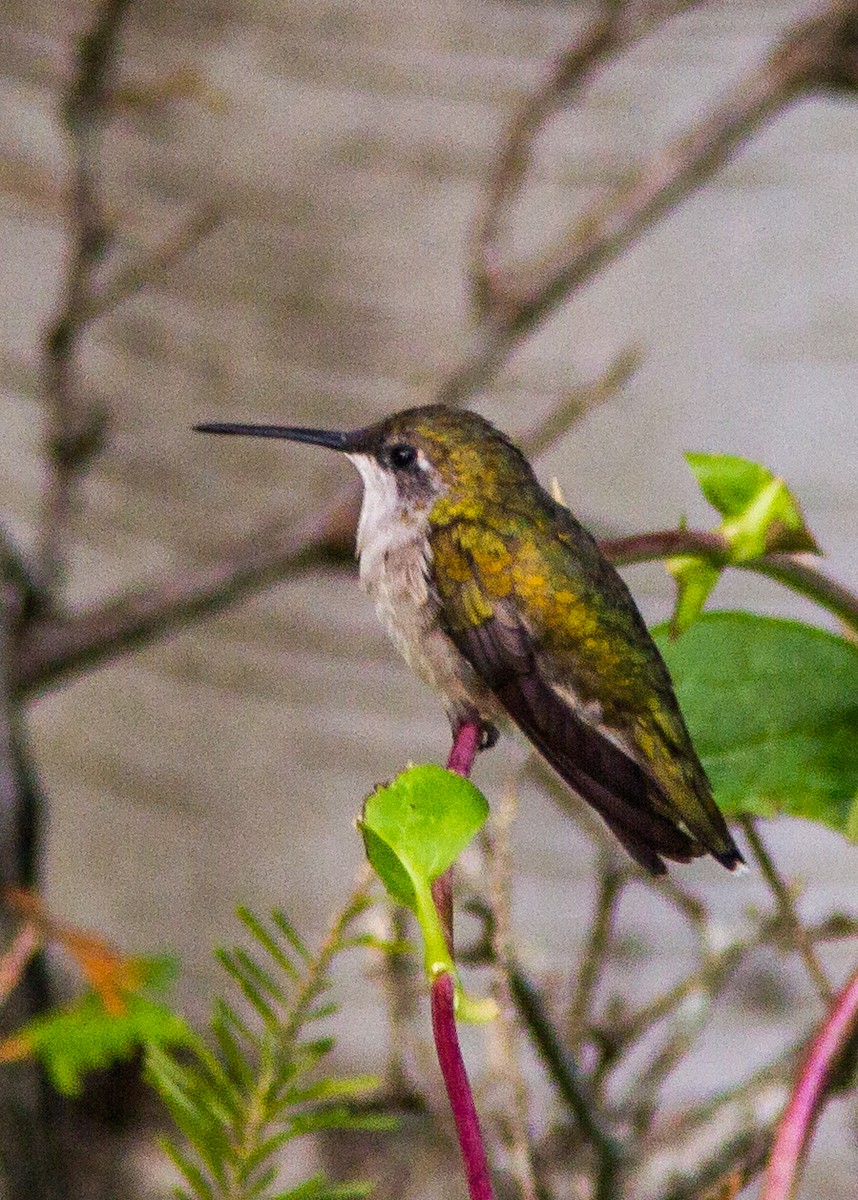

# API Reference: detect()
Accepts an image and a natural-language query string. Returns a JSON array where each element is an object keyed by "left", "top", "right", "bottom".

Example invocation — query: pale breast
[
  {"left": 358, "top": 524, "right": 496, "bottom": 724},
  {"left": 348, "top": 451, "right": 496, "bottom": 724}
]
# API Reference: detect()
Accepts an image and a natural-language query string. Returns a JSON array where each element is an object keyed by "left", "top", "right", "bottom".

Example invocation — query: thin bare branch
[
  {"left": 604, "top": 530, "right": 858, "bottom": 635},
  {"left": 39, "top": 0, "right": 133, "bottom": 594},
  {"left": 39, "top": 2, "right": 218, "bottom": 599},
  {"left": 566, "top": 858, "right": 627, "bottom": 1049},
  {"left": 472, "top": 0, "right": 702, "bottom": 316},
  {"left": 485, "top": 771, "right": 539, "bottom": 1200},
  {"left": 519, "top": 346, "right": 642, "bottom": 461},
  {"left": 440, "top": 0, "right": 858, "bottom": 406},
  {"left": 81, "top": 203, "right": 221, "bottom": 324},
  {"left": 509, "top": 964, "right": 624, "bottom": 1195},
  {"left": 630, "top": 1043, "right": 798, "bottom": 1200},
  {"left": 740, "top": 816, "right": 835, "bottom": 1006},
  {"left": 16, "top": 508, "right": 857, "bottom": 698},
  {"left": 16, "top": 484, "right": 359, "bottom": 693}
]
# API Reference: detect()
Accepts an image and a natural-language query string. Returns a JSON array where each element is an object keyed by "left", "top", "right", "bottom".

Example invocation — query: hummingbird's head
[{"left": 195, "top": 405, "right": 534, "bottom": 540}]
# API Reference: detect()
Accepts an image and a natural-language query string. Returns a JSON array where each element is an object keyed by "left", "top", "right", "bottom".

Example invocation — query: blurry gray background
[{"left": 1, "top": 0, "right": 857, "bottom": 1194}]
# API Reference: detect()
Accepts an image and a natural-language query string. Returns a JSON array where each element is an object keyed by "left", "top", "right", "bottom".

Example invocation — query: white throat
[{"left": 347, "top": 454, "right": 405, "bottom": 559}]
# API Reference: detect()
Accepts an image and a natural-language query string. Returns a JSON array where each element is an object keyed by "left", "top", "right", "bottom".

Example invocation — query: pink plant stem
[
  {"left": 447, "top": 721, "right": 482, "bottom": 777},
  {"left": 431, "top": 969, "right": 495, "bottom": 1200},
  {"left": 429, "top": 719, "right": 495, "bottom": 1198},
  {"left": 761, "top": 962, "right": 858, "bottom": 1200},
  {"left": 432, "top": 721, "right": 483, "bottom": 950}
]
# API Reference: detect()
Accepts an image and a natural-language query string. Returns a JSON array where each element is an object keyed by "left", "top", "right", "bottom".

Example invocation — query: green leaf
[
  {"left": 10, "top": 990, "right": 193, "bottom": 1095},
  {"left": 665, "top": 557, "right": 721, "bottom": 636},
  {"left": 686, "top": 452, "right": 773, "bottom": 519},
  {"left": 653, "top": 612, "right": 858, "bottom": 836},
  {"left": 359, "top": 764, "right": 489, "bottom": 910},
  {"left": 685, "top": 452, "right": 818, "bottom": 559},
  {"left": 360, "top": 765, "right": 496, "bottom": 1020}
]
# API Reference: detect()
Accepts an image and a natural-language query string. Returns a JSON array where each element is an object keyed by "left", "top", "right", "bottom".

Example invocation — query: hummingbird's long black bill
[{"left": 193, "top": 422, "right": 359, "bottom": 451}]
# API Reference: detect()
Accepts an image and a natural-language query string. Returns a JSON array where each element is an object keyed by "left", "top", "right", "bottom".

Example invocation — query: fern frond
[{"left": 147, "top": 869, "right": 385, "bottom": 1200}]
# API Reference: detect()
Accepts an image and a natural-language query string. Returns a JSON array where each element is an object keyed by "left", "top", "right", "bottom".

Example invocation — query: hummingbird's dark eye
[{"left": 388, "top": 443, "right": 417, "bottom": 471}]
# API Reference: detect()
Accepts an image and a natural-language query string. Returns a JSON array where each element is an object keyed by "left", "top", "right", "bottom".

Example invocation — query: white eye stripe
[{"left": 416, "top": 450, "right": 430, "bottom": 472}]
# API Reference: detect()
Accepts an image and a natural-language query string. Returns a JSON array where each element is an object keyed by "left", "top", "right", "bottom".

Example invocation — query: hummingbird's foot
[{"left": 479, "top": 722, "right": 499, "bottom": 751}]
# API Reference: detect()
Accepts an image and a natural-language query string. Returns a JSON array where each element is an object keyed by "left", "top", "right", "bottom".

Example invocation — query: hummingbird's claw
[{"left": 479, "top": 723, "right": 500, "bottom": 752}]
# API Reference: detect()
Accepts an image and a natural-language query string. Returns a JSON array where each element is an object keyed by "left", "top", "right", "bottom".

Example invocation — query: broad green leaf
[
  {"left": 3, "top": 989, "right": 193, "bottom": 1095},
  {"left": 654, "top": 612, "right": 858, "bottom": 837},
  {"left": 360, "top": 766, "right": 496, "bottom": 1021},
  {"left": 685, "top": 452, "right": 773, "bottom": 519},
  {"left": 685, "top": 452, "right": 818, "bottom": 559},
  {"left": 667, "top": 454, "right": 819, "bottom": 634},
  {"left": 359, "top": 765, "right": 489, "bottom": 909}
]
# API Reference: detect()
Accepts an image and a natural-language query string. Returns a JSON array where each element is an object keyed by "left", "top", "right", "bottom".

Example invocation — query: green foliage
[
  {"left": 147, "top": 895, "right": 393, "bottom": 1200},
  {"left": 667, "top": 452, "right": 818, "bottom": 632},
  {"left": 684, "top": 452, "right": 817, "bottom": 557},
  {"left": 360, "top": 765, "right": 488, "bottom": 912},
  {"left": 360, "top": 766, "right": 495, "bottom": 1023},
  {"left": 654, "top": 612, "right": 858, "bottom": 836},
  {"left": 5, "top": 957, "right": 190, "bottom": 1095}
]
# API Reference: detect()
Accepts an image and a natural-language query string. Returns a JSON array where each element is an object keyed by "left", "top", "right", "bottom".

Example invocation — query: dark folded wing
[{"left": 448, "top": 601, "right": 700, "bottom": 875}]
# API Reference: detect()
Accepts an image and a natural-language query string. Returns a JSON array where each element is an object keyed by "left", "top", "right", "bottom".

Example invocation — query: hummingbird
[{"left": 195, "top": 405, "right": 744, "bottom": 876}]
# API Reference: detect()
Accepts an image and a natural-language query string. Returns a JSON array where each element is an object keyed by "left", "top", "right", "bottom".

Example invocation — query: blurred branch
[
  {"left": 471, "top": 0, "right": 702, "bottom": 317},
  {"left": 16, "top": 513, "right": 857, "bottom": 696},
  {"left": 440, "top": 0, "right": 858, "bottom": 405},
  {"left": 635, "top": 1054, "right": 792, "bottom": 1200},
  {"left": 17, "top": 484, "right": 359, "bottom": 693},
  {"left": 40, "top": 0, "right": 218, "bottom": 598},
  {"left": 740, "top": 816, "right": 834, "bottom": 1006},
  {"left": 603, "top": 529, "right": 858, "bottom": 634},
  {"left": 484, "top": 774, "right": 538, "bottom": 1200},
  {"left": 80, "top": 203, "right": 220, "bottom": 325},
  {"left": 761, "top": 963, "right": 858, "bottom": 1200},
  {"left": 566, "top": 857, "right": 627, "bottom": 1050},
  {"left": 509, "top": 964, "right": 623, "bottom": 1197},
  {"left": 0, "top": 573, "right": 68, "bottom": 1198},
  {"left": 519, "top": 346, "right": 642, "bottom": 461},
  {"left": 40, "top": 0, "right": 133, "bottom": 594}
]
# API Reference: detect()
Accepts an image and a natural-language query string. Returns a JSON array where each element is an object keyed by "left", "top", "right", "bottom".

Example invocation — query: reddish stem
[
  {"left": 432, "top": 721, "right": 483, "bottom": 951},
  {"left": 761, "top": 963, "right": 858, "bottom": 1200},
  {"left": 429, "top": 719, "right": 495, "bottom": 1197},
  {"left": 447, "top": 721, "right": 482, "bottom": 777},
  {"left": 431, "top": 970, "right": 496, "bottom": 1200}
]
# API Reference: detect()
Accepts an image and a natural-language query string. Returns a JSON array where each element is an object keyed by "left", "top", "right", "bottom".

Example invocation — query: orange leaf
[{"left": 3, "top": 887, "right": 142, "bottom": 1013}]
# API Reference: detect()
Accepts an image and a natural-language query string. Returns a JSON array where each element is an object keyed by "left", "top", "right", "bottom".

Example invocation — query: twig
[
  {"left": 614, "top": 936, "right": 748, "bottom": 1050},
  {"left": 439, "top": 0, "right": 858, "bottom": 405},
  {"left": 40, "top": 0, "right": 133, "bottom": 594},
  {"left": 603, "top": 530, "right": 858, "bottom": 634},
  {"left": 16, "top": 483, "right": 360, "bottom": 693},
  {"left": 740, "top": 816, "right": 834, "bottom": 1006},
  {"left": 630, "top": 1042, "right": 799, "bottom": 1200},
  {"left": 80, "top": 203, "right": 220, "bottom": 324},
  {"left": 17, "top": 516, "right": 857, "bottom": 701},
  {"left": 509, "top": 964, "right": 623, "bottom": 1197},
  {"left": 40, "top": 3, "right": 218, "bottom": 598},
  {"left": 761, "top": 963, "right": 858, "bottom": 1200},
  {"left": 431, "top": 970, "right": 495, "bottom": 1200},
  {"left": 485, "top": 769, "right": 539, "bottom": 1200},
  {"left": 566, "top": 858, "right": 627, "bottom": 1049},
  {"left": 519, "top": 347, "right": 642, "bottom": 461},
  {"left": 472, "top": 0, "right": 702, "bottom": 316}
]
